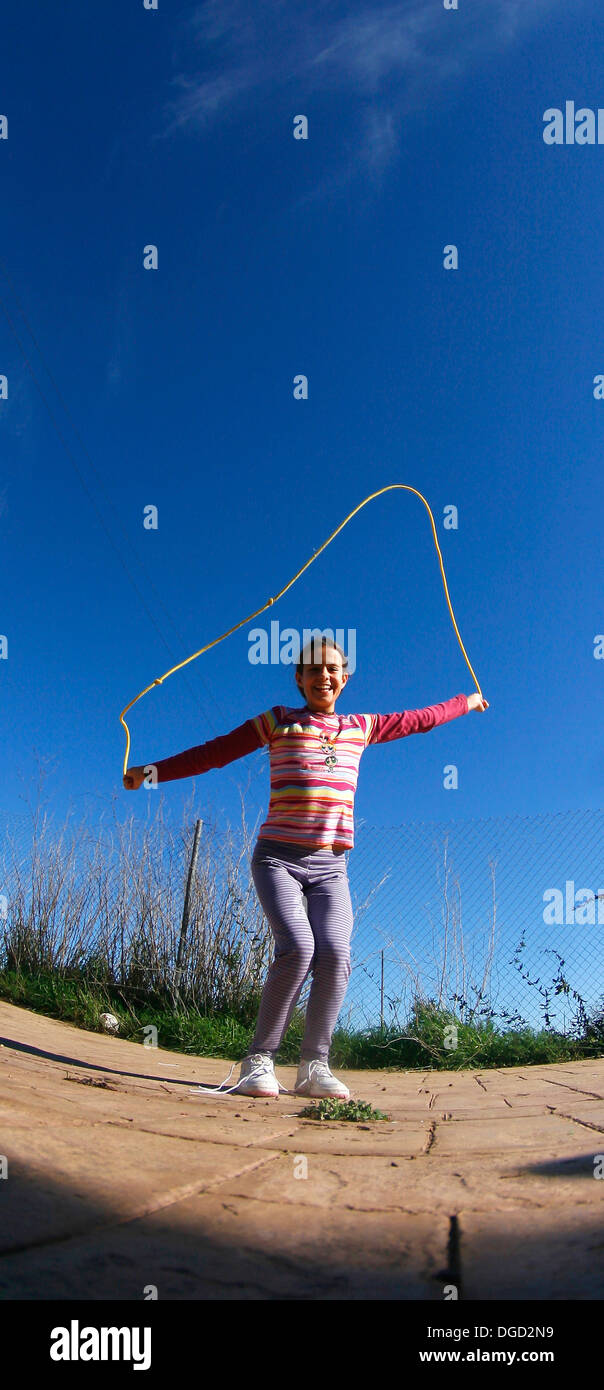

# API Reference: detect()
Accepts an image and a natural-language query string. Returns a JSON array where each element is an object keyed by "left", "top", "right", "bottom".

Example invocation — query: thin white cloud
[
  {"left": 166, "top": 69, "right": 253, "bottom": 132},
  {"left": 161, "top": 0, "right": 569, "bottom": 187}
]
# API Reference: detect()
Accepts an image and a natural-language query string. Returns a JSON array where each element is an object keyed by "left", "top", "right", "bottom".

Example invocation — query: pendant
[{"left": 319, "top": 733, "right": 337, "bottom": 772}]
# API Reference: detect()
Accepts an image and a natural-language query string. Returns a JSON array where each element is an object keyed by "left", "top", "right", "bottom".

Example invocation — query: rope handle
[{"left": 120, "top": 484, "right": 485, "bottom": 777}]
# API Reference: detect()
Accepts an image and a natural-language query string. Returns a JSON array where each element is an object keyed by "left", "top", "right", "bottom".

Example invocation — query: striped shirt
[{"left": 152, "top": 692, "right": 469, "bottom": 850}]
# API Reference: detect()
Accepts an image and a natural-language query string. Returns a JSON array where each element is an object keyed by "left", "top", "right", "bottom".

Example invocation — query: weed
[{"left": 298, "top": 1098, "right": 390, "bottom": 1122}]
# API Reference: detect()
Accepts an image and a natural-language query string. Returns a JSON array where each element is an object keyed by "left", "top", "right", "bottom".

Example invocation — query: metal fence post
[
  {"left": 380, "top": 949, "right": 384, "bottom": 1032},
  {"left": 173, "top": 818, "right": 203, "bottom": 1004}
]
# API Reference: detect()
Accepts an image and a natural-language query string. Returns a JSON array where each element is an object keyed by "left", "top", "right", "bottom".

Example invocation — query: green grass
[{"left": 2, "top": 968, "right": 603, "bottom": 1070}]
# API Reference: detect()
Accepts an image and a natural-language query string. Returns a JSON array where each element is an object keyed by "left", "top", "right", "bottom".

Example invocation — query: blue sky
[{"left": 1, "top": 0, "right": 603, "bottom": 848}]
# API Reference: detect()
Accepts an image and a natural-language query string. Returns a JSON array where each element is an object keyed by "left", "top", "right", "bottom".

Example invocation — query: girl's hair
[{"left": 295, "top": 637, "right": 348, "bottom": 675}]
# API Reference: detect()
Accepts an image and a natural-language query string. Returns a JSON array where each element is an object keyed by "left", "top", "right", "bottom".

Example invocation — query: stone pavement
[{"left": 1, "top": 1000, "right": 603, "bottom": 1300}]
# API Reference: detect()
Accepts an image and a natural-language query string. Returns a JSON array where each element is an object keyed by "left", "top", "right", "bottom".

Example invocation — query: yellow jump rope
[{"left": 120, "top": 483, "right": 486, "bottom": 778}]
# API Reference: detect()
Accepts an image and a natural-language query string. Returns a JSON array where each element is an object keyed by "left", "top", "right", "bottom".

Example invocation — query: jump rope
[{"left": 120, "top": 483, "right": 487, "bottom": 1099}]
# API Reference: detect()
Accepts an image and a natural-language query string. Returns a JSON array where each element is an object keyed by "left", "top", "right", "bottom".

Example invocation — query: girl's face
[{"left": 295, "top": 646, "right": 349, "bottom": 714}]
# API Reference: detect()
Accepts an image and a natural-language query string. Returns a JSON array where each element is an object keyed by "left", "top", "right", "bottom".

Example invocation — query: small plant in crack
[{"left": 298, "top": 1098, "right": 390, "bottom": 1122}]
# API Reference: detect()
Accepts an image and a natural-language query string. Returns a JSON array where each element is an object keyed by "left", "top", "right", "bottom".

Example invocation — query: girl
[{"left": 124, "top": 639, "right": 488, "bottom": 1099}]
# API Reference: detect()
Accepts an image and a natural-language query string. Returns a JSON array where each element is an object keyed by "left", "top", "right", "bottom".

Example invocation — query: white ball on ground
[{"left": 99, "top": 1012, "right": 120, "bottom": 1034}]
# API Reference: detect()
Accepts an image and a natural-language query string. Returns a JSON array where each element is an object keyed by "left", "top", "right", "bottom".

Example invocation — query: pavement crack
[
  {"left": 326, "top": 1169, "right": 349, "bottom": 1192},
  {"left": 541, "top": 1079, "right": 603, "bottom": 1100},
  {"left": 100, "top": 1120, "right": 297, "bottom": 1148},
  {"left": 423, "top": 1120, "right": 437, "bottom": 1153},
  {"left": 64, "top": 1074, "right": 122, "bottom": 1091},
  {"left": 556, "top": 1111, "right": 604, "bottom": 1134},
  {"left": 433, "top": 1214, "right": 463, "bottom": 1296}
]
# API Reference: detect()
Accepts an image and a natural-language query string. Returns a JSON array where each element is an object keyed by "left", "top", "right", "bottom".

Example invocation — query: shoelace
[
  {"left": 305, "top": 1060, "right": 330, "bottom": 1082},
  {"left": 303, "top": 1060, "right": 348, "bottom": 1092},
  {"left": 188, "top": 1054, "right": 292, "bottom": 1098}
]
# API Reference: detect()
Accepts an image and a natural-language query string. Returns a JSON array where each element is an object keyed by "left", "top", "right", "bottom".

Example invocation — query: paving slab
[
  {"left": 428, "top": 1113, "right": 597, "bottom": 1157},
  {"left": 459, "top": 1206, "right": 604, "bottom": 1300},
  {"left": 244, "top": 1120, "right": 431, "bottom": 1156},
  {"left": 2, "top": 1000, "right": 604, "bottom": 1299}
]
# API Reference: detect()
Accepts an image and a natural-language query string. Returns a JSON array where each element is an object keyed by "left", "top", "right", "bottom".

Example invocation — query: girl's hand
[
  {"left": 467, "top": 693, "right": 489, "bottom": 712},
  {"left": 123, "top": 765, "right": 146, "bottom": 790}
]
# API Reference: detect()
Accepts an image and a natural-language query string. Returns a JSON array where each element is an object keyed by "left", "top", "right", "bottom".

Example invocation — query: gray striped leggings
[{"left": 249, "top": 838, "right": 354, "bottom": 1062}]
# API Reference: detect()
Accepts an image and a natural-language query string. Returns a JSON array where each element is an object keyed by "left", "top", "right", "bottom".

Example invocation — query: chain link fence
[
  {"left": 346, "top": 809, "right": 604, "bottom": 1036},
  {"left": 1, "top": 804, "right": 603, "bottom": 1037}
]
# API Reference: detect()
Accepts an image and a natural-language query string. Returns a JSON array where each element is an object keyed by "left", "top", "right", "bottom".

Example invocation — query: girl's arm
[
  {"left": 366, "top": 692, "right": 482, "bottom": 745},
  {"left": 124, "top": 710, "right": 278, "bottom": 787}
]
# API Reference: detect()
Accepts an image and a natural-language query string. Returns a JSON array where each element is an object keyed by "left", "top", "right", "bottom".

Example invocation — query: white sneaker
[
  {"left": 236, "top": 1052, "right": 279, "bottom": 1098},
  {"left": 294, "top": 1059, "right": 350, "bottom": 1100}
]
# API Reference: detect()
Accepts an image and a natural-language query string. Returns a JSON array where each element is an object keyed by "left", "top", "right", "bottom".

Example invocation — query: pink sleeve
[
  {"left": 366, "top": 693, "right": 469, "bottom": 745},
  {"left": 152, "top": 709, "right": 280, "bottom": 783}
]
